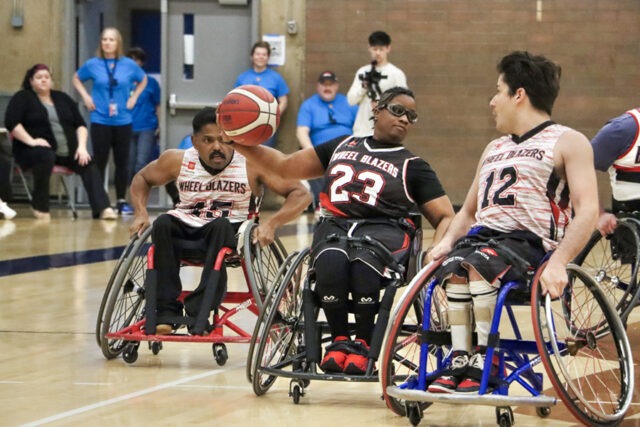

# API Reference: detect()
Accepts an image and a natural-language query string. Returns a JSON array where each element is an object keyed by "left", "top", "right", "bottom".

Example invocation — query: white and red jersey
[
  {"left": 168, "top": 148, "right": 260, "bottom": 228},
  {"left": 475, "top": 123, "right": 571, "bottom": 251},
  {"left": 609, "top": 108, "right": 640, "bottom": 201}
]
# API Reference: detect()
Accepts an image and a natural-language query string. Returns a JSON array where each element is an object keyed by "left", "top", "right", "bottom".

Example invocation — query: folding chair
[{"left": 13, "top": 161, "right": 78, "bottom": 219}]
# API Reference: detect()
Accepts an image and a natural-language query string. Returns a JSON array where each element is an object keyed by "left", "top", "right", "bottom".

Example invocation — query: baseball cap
[{"left": 318, "top": 71, "right": 338, "bottom": 83}]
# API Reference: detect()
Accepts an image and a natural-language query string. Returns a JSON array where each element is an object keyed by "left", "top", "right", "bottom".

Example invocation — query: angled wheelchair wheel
[
  {"left": 381, "top": 261, "right": 446, "bottom": 416},
  {"left": 95, "top": 229, "right": 148, "bottom": 347},
  {"left": 532, "top": 263, "right": 634, "bottom": 427},
  {"left": 243, "top": 219, "right": 288, "bottom": 310},
  {"left": 251, "top": 248, "right": 309, "bottom": 396},
  {"left": 573, "top": 217, "right": 640, "bottom": 321},
  {"left": 99, "top": 226, "right": 152, "bottom": 359},
  {"left": 246, "top": 249, "right": 302, "bottom": 383}
]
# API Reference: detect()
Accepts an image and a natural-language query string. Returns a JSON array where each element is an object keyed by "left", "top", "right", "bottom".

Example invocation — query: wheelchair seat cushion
[{"left": 311, "top": 217, "right": 415, "bottom": 279}]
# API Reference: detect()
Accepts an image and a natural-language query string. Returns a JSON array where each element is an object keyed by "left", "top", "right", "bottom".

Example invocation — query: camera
[{"left": 358, "top": 60, "right": 385, "bottom": 100}]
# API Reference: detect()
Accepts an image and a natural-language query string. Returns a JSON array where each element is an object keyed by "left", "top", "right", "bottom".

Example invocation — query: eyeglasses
[
  {"left": 381, "top": 103, "right": 418, "bottom": 124},
  {"left": 328, "top": 108, "right": 336, "bottom": 124}
]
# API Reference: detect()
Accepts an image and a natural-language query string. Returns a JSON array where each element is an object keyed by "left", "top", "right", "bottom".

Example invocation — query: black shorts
[
  {"left": 311, "top": 217, "right": 416, "bottom": 278},
  {"left": 436, "top": 227, "right": 546, "bottom": 286}
]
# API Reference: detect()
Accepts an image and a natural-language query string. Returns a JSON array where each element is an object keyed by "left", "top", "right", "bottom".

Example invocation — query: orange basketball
[{"left": 217, "top": 85, "right": 281, "bottom": 146}]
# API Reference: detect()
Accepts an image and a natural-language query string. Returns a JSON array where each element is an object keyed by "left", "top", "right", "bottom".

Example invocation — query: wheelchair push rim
[{"left": 532, "top": 263, "right": 634, "bottom": 426}]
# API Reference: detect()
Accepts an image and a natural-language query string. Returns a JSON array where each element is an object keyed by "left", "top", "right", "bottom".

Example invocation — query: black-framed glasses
[
  {"left": 328, "top": 107, "right": 336, "bottom": 124},
  {"left": 381, "top": 103, "right": 418, "bottom": 124}
]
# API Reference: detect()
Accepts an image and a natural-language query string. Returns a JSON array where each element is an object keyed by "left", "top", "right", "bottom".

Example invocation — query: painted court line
[{"left": 20, "top": 365, "right": 241, "bottom": 427}]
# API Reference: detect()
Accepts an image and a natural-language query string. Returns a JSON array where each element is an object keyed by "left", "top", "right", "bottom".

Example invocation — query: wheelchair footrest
[
  {"left": 260, "top": 365, "right": 379, "bottom": 383},
  {"left": 385, "top": 386, "right": 557, "bottom": 407}
]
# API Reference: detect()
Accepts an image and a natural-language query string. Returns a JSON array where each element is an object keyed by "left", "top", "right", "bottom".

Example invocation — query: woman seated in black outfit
[{"left": 4, "top": 64, "right": 116, "bottom": 220}]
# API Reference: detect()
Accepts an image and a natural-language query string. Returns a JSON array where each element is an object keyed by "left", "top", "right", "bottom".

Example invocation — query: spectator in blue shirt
[
  {"left": 126, "top": 47, "right": 161, "bottom": 181},
  {"left": 296, "top": 71, "right": 357, "bottom": 209},
  {"left": 72, "top": 27, "right": 147, "bottom": 215},
  {"left": 234, "top": 41, "right": 289, "bottom": 147}
]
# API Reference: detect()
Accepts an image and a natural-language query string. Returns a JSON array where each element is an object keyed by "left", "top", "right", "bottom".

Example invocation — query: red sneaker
[
  {"left": 427, "top": 350, "right": 470, "bottom": 393},
  {"left": 343, "top": 339, "right": 371, "bottom": 375},
  {"left": 320, "top": 336, "right": 350, "bottom": 372}
]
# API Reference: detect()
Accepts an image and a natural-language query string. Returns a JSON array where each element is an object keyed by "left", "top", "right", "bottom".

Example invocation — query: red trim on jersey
[
  {"left": 319, "top": 192, "right": 348, "bottom": 217},
  {"left": 613, "top": 164, "right": 640, "bottom": 172},
  {"left": 619, "top": 109, "right": 640, "bottom": 160}
]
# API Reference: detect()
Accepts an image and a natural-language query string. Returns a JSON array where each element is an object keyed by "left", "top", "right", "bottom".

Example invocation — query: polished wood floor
[{"left": 1, "top": 205, "right": 639, "bottom": 427}]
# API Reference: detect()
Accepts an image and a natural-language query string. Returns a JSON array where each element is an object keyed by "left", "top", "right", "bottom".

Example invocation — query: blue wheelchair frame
[{"left": 383, "top": 258, "right": 634, "bottom": 427}]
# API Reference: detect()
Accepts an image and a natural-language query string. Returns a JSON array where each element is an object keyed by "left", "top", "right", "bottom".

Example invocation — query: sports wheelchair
[
  {"left": 95, "top": 217, "right": 287, "bottom": 365},
  {"left": 381, "top": 256, "right": 634, "bottom": 427},
  {"left": 246, "top": 216, "right": 424, "bottom": 403},
  {"left": 574, "top": 211, "right": 640, "bottom": 323}
]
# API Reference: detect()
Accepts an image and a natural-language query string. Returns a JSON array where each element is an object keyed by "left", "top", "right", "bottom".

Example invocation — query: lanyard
[{"left": 103, "top": 58, "right": 118, "bottom": 99}]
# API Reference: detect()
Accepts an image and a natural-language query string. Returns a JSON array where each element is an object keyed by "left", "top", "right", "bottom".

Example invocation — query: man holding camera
[{"left": 347, "top": 31, "right": 408, "bottom": 137}]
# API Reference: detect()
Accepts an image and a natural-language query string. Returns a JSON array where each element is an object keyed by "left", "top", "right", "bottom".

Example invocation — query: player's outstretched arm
[{"left": 233, "top": 143, "right": 325, "bottom": 181}]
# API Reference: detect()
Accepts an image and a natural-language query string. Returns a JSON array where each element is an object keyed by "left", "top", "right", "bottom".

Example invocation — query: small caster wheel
[
  {"left": 496, "top": 406, "right": 514, "bottom": 427},
  {"left": 123, "top": 343, "right": 138, "bottom": 364},
  {"left": 213, "top": 343, "right": 228, "bottom": 366},
  {"left": 291, "top": 385, "right": 301, "bottom": 404},
  {"left": 406, "top": 402, "right": 423, "bottom": 426},
  {"left": 536, "top": 406, "right": 551, "bottom": 418},
  {"left": 150, "top": 341, "right": 162, "bottom": 355}
]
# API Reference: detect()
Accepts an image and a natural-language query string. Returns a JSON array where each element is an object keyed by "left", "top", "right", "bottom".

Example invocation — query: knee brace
[
  {"left": 445, "top": 282, "right": 472, "bottom": 352},
  {"left": 469, "top": 280, "right": 498, "bottom": 347}
]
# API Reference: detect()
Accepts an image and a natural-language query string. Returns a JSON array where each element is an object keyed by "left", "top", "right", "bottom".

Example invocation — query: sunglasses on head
[{"left": 381, "top": 103, "right": 418, "bottom": 124}]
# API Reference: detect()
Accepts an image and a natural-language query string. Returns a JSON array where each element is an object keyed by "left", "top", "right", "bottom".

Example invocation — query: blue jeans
[{"left": 129, "top": 129, "right": 158, "bottom": 181}]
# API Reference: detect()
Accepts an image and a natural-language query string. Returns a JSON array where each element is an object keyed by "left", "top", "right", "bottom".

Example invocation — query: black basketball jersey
[{"left": 317, "top": 136, "right": 441, "bottom": 218}]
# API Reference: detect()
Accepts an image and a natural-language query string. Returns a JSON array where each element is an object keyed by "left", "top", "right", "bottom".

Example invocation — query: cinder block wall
[{"left": 304, "top": 0, "right": 640, "bottom": 206}]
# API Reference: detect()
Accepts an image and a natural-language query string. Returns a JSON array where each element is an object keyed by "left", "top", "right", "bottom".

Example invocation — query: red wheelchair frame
[{"left": 96, "top": 218, "right": 287, "bottom": 365}]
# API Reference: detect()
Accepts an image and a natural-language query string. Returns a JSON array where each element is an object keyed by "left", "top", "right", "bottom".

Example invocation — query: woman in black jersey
[{"left": 232, "top": 87, "right": 454, "bottom": 374}]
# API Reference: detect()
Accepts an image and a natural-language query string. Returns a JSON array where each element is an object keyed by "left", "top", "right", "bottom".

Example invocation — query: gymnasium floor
[{"left": 0, "top": 206, "right": 639, "bottom": 427}]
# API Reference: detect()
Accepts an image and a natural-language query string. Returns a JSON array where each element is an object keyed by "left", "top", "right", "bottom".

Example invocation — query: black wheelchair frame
[
  {"left": 573, "top": 211, "right": 640, "bottom": 323},
  {"left": 246, "top": 218, "right": 423, "bottom": 404}
]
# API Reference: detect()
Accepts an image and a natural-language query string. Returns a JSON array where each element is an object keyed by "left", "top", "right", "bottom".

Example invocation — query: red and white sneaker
[
  {"left": 427, "top": 350, "right": 470, "bottom": 393},
  {"left": 456, "top": 348, "right": 501, "bottom": 394}
]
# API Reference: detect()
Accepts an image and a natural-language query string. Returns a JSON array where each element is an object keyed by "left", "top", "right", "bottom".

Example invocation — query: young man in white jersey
[
  {"left": 129, "top": 107, "right": 310, "bottom": 334},
  {"left": 347, "top": 31, "right": 407, "bottom": 137},
  {"left": 426, "top": 51, "right": 598, "bottom": 393}
]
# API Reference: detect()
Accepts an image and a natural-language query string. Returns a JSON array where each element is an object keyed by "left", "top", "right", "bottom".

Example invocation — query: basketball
[{"left": 217, "top": 85, "right": 281, "bottom": 146}]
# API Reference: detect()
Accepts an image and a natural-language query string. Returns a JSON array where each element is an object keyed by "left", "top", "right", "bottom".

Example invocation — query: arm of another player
[
  {"left": 418, "top": 195, "right": 455, "bottom": 262},
  {"left": 129, "top": 149, "right": 183, "bottom": 236},
  {"left": 251, "top": 169, "right": 312, "bottom": 247},
  {"left": 540, "top": 130, "right": 599, "bottom": 298},
  {"left": 591, "top": 118, "right": 635, "bottom": 235},
  {"left": 233, "top": 142, "right": 325, "bottom": 181}
]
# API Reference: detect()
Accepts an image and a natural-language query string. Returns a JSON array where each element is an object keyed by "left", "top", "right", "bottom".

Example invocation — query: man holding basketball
[
  {"left": 129, "top": 107, "right": 310, "bottom": 334},
  {"left": 230, "top": 86, "right": 455, "bottom": 374}
]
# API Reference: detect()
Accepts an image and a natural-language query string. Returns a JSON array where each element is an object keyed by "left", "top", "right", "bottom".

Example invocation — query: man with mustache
[{"left": 129, "top": 107, "right": 310, "bottom": 334}]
